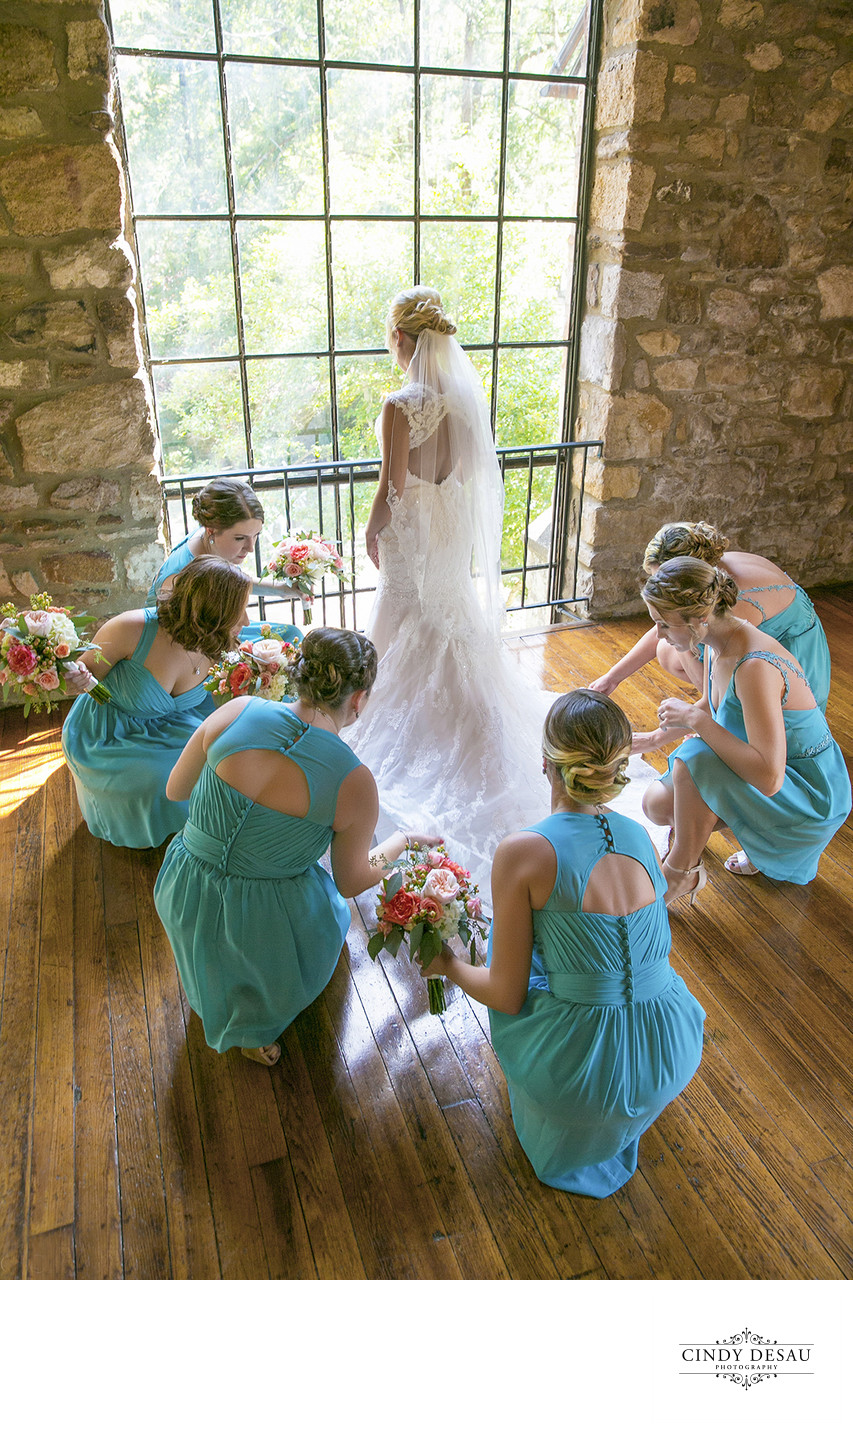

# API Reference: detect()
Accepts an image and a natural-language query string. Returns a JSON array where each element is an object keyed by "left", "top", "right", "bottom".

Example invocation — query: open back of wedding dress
[{"left": 345, "top": 329, "right": 553, "bottom": 902}]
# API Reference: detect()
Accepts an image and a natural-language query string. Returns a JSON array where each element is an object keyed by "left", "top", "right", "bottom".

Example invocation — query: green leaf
[
  {"left": 367, "top": 932, "right": 385, "bottom": 961},
  {"left": 385, "top": 925, "right": 404, "bottom": 956},
  {"left": 408, "top": 922, "right": 425, "bottom": 954},
  {"left": 420, "top": 927, "right": 442, "bottom": 967},
  {"left": 385, "top": 870, "right": 403, "bottom": 899}
]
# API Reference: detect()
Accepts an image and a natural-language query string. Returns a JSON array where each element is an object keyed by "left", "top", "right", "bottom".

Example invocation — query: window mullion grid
[
  {"left": 414, "top": 4, "right": 421, "bottom": 284},
  {"left": 491, "top": 0, "right": 513, "bottom": 438},
  {"left": 317, "top": 0, "right": 340, "bottom": 463},
  {"left": 211, "top": 0, "right": 254, "bottom": 482}
]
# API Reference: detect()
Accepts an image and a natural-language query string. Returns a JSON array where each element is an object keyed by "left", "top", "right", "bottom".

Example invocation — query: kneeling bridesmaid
[
  {"left": 154, "top": 627, "right": 438, "bottom": 1067},
  {"left": 62, "top": 557, "right": 251, "bottom": 848},
  {"left": 421, "top": 690, "right": 705, "bottom": 1197}
]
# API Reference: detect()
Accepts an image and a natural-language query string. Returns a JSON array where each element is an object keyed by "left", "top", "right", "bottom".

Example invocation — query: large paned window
[{"left": 108, "top": 0, "right": 599, "bottom": 618}]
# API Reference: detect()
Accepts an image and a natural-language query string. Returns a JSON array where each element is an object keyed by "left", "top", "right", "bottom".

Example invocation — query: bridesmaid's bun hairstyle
[
  {"left": 292, "top": 627, "right": 378, "bottom": 710},
  {"left": 191, "top": 477, "right": 264, "bottom": 530},
  {"left": 543, "top": 690, "right": 632, "bottom": 805},
  {"left": 642, "top": 556, "right": 739, "bottom": 623},
  {"left": 387, "top": 285, "right": 457, "bottom": 339},
  {"left": 643, "top": 519, "right": 727, "bottom": 572},
  {"left": 158, "top": 556, "right": 252, "bottom": 663}
]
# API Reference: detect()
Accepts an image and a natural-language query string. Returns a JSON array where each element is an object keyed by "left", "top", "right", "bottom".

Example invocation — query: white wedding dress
[{"left": 347, "top": 332, "right": 667, "bottom": 907}]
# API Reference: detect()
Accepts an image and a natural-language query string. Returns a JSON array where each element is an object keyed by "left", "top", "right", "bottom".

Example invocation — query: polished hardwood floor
[{"left": 1, "top": 589, "right": 851, "bottom": 1280}]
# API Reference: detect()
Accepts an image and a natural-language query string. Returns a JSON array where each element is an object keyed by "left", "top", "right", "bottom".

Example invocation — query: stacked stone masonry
[
  {"left": 577, "top": 0, "right": 853, "bottom": 614},
  {"left": 0, "top": 2, "right": 160, "bottom": 617}
]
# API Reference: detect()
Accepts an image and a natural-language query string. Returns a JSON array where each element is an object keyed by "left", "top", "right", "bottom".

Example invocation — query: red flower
[
  {"left": 7, "top": 642, "right": 38, "bottom": 677},
  {"left": 229, "top": 662, "right": 251, "bottom": 695},
  {"left": 382, "top": 888, "right": 420, "bottom": 927}
]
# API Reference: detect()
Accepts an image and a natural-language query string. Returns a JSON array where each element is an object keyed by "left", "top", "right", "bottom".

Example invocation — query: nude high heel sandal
[{"left": 662, "top": 859, "right": 708, "bottom": 908}]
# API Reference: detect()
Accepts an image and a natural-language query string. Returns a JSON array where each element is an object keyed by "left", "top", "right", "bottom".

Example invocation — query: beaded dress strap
[
  {"left": 731, "top": 649, "right": 810, "bottom": 709},
  {"left": 736, "top": 582, "right": 796, "bottom": 622}
]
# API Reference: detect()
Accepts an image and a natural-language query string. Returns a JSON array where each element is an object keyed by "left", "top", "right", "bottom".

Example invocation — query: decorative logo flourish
[{"left": 679, "top": 1330, "right": 813, "bottom": 1389}]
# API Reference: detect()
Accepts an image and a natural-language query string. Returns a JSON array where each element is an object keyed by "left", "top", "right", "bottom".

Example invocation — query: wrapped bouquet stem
[{"left": 367, "top": 843, "right": 488, "bottom": 1015}]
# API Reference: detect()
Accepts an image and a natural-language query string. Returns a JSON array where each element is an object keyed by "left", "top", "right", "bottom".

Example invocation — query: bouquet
[
  {"left": 261, "top": 530, "right": 344, "bottom": 623},
  {"left": 205, "top": 625, "right": 301, "bottom": 705},
  {"left": 0, "top": 592, "right": 111, "bottom": 716},
  {"left": 367, "top": 843, "right": 489, "bottom": 1015}
]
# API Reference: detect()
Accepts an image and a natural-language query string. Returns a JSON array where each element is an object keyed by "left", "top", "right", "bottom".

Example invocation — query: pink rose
[
  {"left": 7, "top": 642, "right": 38, "bottom": 677},
  {"left": 0, "top": 670, "right": 7, "bottom": 685},
  {"left": 418, "top": 896, "right": 443, "bottom": 924},
  {"left": 426, "top": 848, "right": 445, "bottom": 868},
  {"left": 23, "top": 682, "right": 38, "bottom": 696},
  {"left": 37, "top": 669, "right": 60, "bottom": 690},
  {"left": 422, "top": 868, "right": 460, "bottom": 904},
  {"left": 289, "top": 543, "right": 310, "bottom": 563},
  {"left": 466, "top": 897, "right": 482, "bottom": 918},
  {"left": 284, "top": 562, "right": 302, "bottom": 578},
  {"left": 54, "top": 642, "right": 71, "bottom": 659},
  {"left": 23, "top": 611, "right": 52, "bottom": 638}
]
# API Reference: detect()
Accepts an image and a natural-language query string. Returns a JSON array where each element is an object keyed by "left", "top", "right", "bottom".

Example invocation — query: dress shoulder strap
[
  {"left": 133, "top": 608, "right": 161, "bottom": 663},
  {"left": 731, "top": 649, "right": 810, "bottom": 709}
]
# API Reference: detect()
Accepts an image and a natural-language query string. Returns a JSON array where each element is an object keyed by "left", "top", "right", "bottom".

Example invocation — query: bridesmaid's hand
[
  {"left": 403, "top": 830, "right": 444, "bottom": 850},
  {"left": 588, "top": 672, "right": 618, "bottom": 696},
  {"left": 657, "top": 697, "right": 697, "bottom": 733}
]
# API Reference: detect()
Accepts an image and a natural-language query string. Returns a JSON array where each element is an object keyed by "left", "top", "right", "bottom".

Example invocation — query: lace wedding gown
[{"left": 347, "top": 461, "right": 551, "bottom": 903}]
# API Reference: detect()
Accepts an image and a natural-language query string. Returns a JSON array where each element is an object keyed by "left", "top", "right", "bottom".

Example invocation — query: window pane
[
  {"left": 420, "top": 222, "right": 497, "bottom": 345},
  {"left": 335, "top": 355, "right": 396, "bottom": 461},
  {"left": 420, "top": 75, "right": 501, "bottom": 215},
  {"left": 153, "top": 362, "right": 247, "bottom": 474},
  {"left": 510, "top": 0, "right": 589, "bottom": 78},
  {"left": 505, "top": 80, "right": 583, "bottom": 217},
  {"left": 247, "top": 357, "right": 332, "bottom": 467},
  {"left": 228, "top": 63, "right": 324, "bottom": 214},
  {"left": 324, "top": 0, "right": 413, "bottom": 64},
  {"left": 499, "top": 221, "right": 574, "bottom": 342},
  {"left": 468, "top": 349, "right": 494, "bottom": 410},
  {"left": 109, "top": 0, "right": 215, "bottom": 51},
  {"left": 327, "top": 72, "right": 413, "bottom": 216},
  {"left": 420, "top": 0, "right": 505, "bottom": 71},
  {"left": 494, "top": 346, "right": 564, "bottom": 447},
  {"left": 220, "top": 0, "right": 319, "bottom": 58},
  {"left": 136, "top": 221, "right": 237, "bottom": 359},
  {"left": 117, "top": 57, "right": 227, "bottom": 214},
  {"left": 331, "top": 221, "right": 414, "bottom": 348},
  {"left": 239, "top": 222, "right": 328, "bottom": 353}
]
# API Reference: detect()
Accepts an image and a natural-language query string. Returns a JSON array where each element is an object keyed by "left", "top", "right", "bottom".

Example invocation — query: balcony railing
[{"left": 159, "top": 439, "right": 600, "bottom": 632}]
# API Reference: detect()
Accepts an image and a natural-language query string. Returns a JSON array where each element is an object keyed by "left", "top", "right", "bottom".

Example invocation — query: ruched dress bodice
[
  {"left": 61, "top": 608, "right": 210, "bottom": 847},
  {"left": 488, "top": 810, "right": 705, "bottom": 1198},
  {"left": 670, "top": 651, "right": 850, "bottom": 883},
  {"left": 154, "top": 700, "right": 361, "bottom": 1052}
]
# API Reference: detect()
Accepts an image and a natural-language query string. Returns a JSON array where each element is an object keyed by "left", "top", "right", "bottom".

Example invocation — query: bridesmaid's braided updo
[
  {"left": 543, "top": 690, "right": 632, "bottom": 806},
  {"left": 642, "top": 556, "right": 738, "bottom": 625},
  {"left": 643, "top": 520, "right": 727, "bottom": 573},
  {"left": 291, "top": 628, "right": 378, "bottom": 711}
]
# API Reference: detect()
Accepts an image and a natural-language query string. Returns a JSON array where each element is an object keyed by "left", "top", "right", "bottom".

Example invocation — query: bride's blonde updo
[
  {"left": 291, "top": 627, "right": 378, "bottom": 711},
  {"left": 643, "top": 520, "right": 727, "bottom": 573},
  {"left": 386, "top": 285, "right": 457, "bottom": 340},
  {"left": 642, "top": 556, "right": 739, "bottom": 625},
  {"left": 543, "top": 690, "right": 632, "bottom": 806}
]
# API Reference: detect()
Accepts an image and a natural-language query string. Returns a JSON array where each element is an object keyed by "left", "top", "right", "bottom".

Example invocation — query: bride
[{"left": 346, "top": 285, "right": 551, "bottom": 898}]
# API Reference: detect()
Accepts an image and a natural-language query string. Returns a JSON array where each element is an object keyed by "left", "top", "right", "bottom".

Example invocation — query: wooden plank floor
[{"left": 2, "top": 588, "right": 851, "bottom": 1280}]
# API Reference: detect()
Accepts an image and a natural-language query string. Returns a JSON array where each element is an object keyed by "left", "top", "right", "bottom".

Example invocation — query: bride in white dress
[{"left": 347, "top": 286, "right": 551, "bottom": 899}]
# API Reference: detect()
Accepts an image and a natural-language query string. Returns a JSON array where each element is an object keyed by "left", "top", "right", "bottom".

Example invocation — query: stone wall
[
  {"left": 576, "top": 0, "right": 853, "bottom": 615},
  {"left": 0, "top": 2, "right": 160, "bottom": 618}
]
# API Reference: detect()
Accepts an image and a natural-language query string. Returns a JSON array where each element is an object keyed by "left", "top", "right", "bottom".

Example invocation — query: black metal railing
[{"left": 159, "top": 438, "right": 600, "bottom": 631}]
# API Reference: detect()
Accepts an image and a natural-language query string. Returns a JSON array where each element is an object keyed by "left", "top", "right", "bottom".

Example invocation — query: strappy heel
[
  {"left": 724, "top": 850, "right": 759, "bottom": 876},
  {"left": 241, "top": 1043, "right": 281, "bottom": 1067},
  {"left": 663, "top": 858, "right": 708, "bottom": 908}
]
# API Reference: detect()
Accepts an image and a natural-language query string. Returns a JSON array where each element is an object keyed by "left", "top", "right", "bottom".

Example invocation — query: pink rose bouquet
[
  {"left": 204, "top": 625, "right": 301, "bottom": 706},
  {"left": 0, "top": 592, "right": 110, "bottom": 717},
  {"left": 368, "top": 842, "right": 488, "bottom": 1015},
  {"left": 261, "top": 530, "right": 345, "bottom": 623}
]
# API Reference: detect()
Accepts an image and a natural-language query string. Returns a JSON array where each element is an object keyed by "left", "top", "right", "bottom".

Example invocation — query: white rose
[
  {"left": 24, "top": 611, "right": 53, "bottom": 637},
  {"left": 48, "top": 613, "right": 79, "bottom": 647},
  {"left": 252, "top": 638, "right": 284, "bottom": 665}
]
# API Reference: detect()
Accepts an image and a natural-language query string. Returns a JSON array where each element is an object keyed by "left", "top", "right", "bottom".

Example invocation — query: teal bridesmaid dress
[
  {"left": 670, "top": 651, "right": 850, "bottom": 883},
  {"left": 148, "top": 528, "right": 302, "bottom": 646},
  {"left": 737, "top": 582, "right": 831, "bottom": 711},
  {"left": 153, "top": 700, "right": 361, "bottom": 1053},
  {"left": 61, "top": 608, "right": 209, "bottom": 847},
  {"left": 489, "top": 810, "right": 705, "bottom": 1198}
]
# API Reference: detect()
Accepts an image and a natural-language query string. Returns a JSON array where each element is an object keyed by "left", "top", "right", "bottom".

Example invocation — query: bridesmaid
[
  {"left": 590, "top": 520, "right": 831, "bottom": 711},
  {"left": 635, "top": 558, "right": 850, "bottom": 897},
  {"left": 154, "top": 628, "right": 439, "bottom": 1067},
  {"left": 149, "top": 476, "right": 301, "bottom": 643},
  {"left": 419, "top": 690, "right": 705, "bottom": 1197},
  {"left": 62, "top": 557, "right": 251, "bottom": 848}
]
